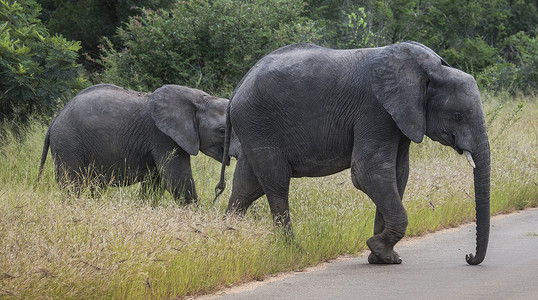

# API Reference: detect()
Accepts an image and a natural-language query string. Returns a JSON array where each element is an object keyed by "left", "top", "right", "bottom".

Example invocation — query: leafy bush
[
  {"left": 36, "top": 0, "right": 176, "bottom": 72},
  {"left": 477, "top": 31, "right": 537, "bottom": 94},
  {"left": 504, "top": 31, "right": 537, "bottom": 93},
  {"left": 0, "top": 0, "right": 88, "bottom": 122},
  {"left": 477, "top": 63, "right": 519, "bottom": 93},
  {"left": 439, "top": 37, "right": 500, "bottom": 75},
  {"left": 342, "top": 6, "right": 373, "bottom": 48},
  {"left": 97, "top": 0, "right": 320, "bottom": 94},
  {"left": 307, "top": 0, "right": 536, "bottom": 96}
]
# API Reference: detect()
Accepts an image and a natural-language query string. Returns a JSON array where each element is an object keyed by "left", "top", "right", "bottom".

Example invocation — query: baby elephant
[{"left": 39, "top": 84, "right": 228, "bottom": 203}]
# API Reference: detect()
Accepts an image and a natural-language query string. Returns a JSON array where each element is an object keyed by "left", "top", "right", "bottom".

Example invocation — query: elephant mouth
[
  {"left": 422, "top": 130, "right": 475, "bottom": 164},
  {"left": 453, "top": 141, "right": 476, "bottom": 168},
  {"left": 201, "top": 146, "right": 225, "bottom": 163},
  {"left": 449, "top": 133, "right": 465, "bottom": 155}
]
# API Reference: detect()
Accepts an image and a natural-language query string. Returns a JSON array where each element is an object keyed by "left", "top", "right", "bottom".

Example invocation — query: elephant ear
[
  {"left": 150, "top": 85, "right": 201, "bottom": 155},
  {"left": 371, "top": 42, "right": 444, "bottom": 143}
]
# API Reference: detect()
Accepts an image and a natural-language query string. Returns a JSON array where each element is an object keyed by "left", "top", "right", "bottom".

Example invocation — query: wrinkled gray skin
[
  {"left": 39, "top": 84, "right": 228, "bottom": 203},
  {"left": 216, "top": 42, "right": 490, "bottom": 265}
]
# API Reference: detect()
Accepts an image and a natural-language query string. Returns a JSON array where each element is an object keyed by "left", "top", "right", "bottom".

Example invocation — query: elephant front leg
[
  {"left": 368, "top": 209, "right": 395, "bottom": 264},
  {"left": 171, "top": 171, "right": 197, "bottom": 204},
  {"left": 363, "top": 190, "right": 407, "bottom": 263},
  {"left": 157, "top": 151, "right": 197, "bottom": 204},
  {"left": 367, "top": 138, "right": 410, "bottom": 264},
  {"left": 363, "top": 188, "right": 407, "bottom": 264},
  {"left": 352, "top": 154, "right": 408, "bottom": 264}
]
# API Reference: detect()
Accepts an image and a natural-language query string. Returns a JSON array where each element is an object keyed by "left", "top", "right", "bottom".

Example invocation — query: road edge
[{"left": 193, "top": 208, "right": 537, "bottom": 299}]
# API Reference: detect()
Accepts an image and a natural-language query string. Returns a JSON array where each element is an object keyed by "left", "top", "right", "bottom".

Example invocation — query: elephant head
[
  {"left": 150, "top": 85, "right": 228, "bottom": 162},
  {"left": 371, "top": 42, "right": 490, "bottom": 265}
]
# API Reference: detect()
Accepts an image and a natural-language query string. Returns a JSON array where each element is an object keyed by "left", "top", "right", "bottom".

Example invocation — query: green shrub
[
  {"left": 477, "top": 62, "right": 519, "bottom": 94},
  {"left": 97, "top": 0, "right": 320, "bottom": 94},
  {"left": 477, "top": 31, "right": 537, "bottom": 94},
  {"left": 0, "top": 0, "right": 88, "bottom": 122},
  {"left": 439, "top": 37, "right": 500, "bottom": 75},
  {"left": 503, "top": 31, "right": 537, "bottom": 93},
  {"left": 36, "top": 0, "right": 176, "bottom": 72}
]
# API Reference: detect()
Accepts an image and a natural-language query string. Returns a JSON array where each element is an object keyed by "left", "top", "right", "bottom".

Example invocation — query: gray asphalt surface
[{"left": 212, "top": 208, "right": 538, "bottom": 300}]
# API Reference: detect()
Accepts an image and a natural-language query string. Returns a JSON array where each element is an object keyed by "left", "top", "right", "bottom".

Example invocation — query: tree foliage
[
  {"left": 307, "top": 0, "right": 536, "bottom": 94},
  {"left": 36, "top": 0, "right": 176, "bottom": 71},
  {"left": 0, "top": 0, "right": 87, "bottom": 122},
  {"left": 477, "top": 30, "right": 537, "bottom": 93},
  {"left": 1, "top": 0, "right": 536, "bottom": 123},
  {"left": 97, "top": 0, "right": 319, "bottom": 94}
]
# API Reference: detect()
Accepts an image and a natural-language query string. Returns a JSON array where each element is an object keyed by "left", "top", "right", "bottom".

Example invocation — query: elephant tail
[
  {"left": 37, "top": 126, "right": 51, "bottom": 185},
  {"left": 214, "top": 105, "right": 232, "bottom": 204}
]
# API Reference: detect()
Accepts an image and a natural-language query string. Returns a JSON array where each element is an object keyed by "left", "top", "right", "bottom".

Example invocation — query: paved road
[{"left": 211, "top": 208, "right": 538, "bottom": 300}]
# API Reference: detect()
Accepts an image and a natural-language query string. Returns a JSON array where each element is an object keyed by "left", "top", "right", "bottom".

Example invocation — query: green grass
[{"left": 1, "top": 94, "right": 537, "bottom": 299}]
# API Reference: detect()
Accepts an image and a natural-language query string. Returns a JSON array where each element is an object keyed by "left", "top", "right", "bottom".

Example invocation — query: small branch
[
  {"left": 428, "top": 200, "right": 436, "bottom": 211},
  {"left": 145, "top": 277, "right": 152, "bottom": 290},
  {"left": 189, "top": 226, "right": 208, "bottom": 238},
  {"left": 33, "top": 268, "right": 56, "bottom": 279},
  {"left": 79, "top": 260, "right": 105, "bottom": 271},
  {"left": 1, "top": 289, "right": 17, "bottom": 297},
  {"left": 462, "top": 189, "right": 473, "bottom": 200},
  {"left": 1, "top": 272, "right": 19, "bottom": 279}
]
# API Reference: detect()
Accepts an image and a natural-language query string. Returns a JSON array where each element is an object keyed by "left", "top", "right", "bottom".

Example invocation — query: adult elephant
[
  {"left": 39, "top": 84, "right": 228, "bottom": 203},
  {"left": 215, "top": 42, "right": 490, "bottom": 265}
]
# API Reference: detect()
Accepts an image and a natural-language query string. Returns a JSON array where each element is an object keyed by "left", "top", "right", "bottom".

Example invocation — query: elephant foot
[
  {"left": 366, "top": 236, "right": 402, "bottom": 264},
  {"left": 367, "top": 252, "right": 401, "bottom": 264},
  {"left": 183, "top": 194, "right": 198, "bottom": 205}
]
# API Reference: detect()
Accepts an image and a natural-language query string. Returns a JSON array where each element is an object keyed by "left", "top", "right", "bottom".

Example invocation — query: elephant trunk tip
[
  {"left": 466, "top": 252, "right": 484, "bottom": 265},
  {"left": 465, "top": 219, "right": 489, "bottom": 265}
]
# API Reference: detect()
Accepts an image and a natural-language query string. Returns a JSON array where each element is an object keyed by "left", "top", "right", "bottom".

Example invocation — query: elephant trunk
[
  {"left": 466, "top": 134, "right": 490, "bottom": 265},
  {"left": 214, "top": 105, "right": 232, "bottom": 204}
]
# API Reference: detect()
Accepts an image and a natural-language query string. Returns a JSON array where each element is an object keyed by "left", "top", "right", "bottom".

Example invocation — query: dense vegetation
[
  {"left": 0, "top": 0, "right": 537, "bottom": 298},
  {"left": 1, "top": 0, "right": 536, "bottom": 123},
  {"left": 96, "top": 0, "right": 538, "bottom": 95},
  {"left": 0, "top": 0, "right": 87, "bottom": 122},
  {"left": 37, "top": 0, "right": 176, "bottom": 72},
  {"left": 307, "top": 0, "right": 537, "bottom": 94},
  {"left": 96, "top": 0, "right": 319, "bottom": 93}
]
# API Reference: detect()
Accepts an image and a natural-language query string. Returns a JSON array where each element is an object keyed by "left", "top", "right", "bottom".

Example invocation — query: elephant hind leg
[
  {"left": 226, "top": 155, "right": 265, "bottom": 216},
  {"left": 139, "top": 172, "right": 165, "bottom": 202},
  {"left": 54, "top": 159, "right": 88, "bottom": 196},
  {"left": 237, "top": 147, "right": 292, "bottom": 232}
]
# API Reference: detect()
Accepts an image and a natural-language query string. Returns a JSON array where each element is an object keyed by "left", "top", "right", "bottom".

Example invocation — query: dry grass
[{"left": 1, "top": 94, "right": 537, "bottom": 299}]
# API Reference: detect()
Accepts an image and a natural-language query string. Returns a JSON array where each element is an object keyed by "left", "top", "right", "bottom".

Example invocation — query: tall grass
[{"left": 1, "top": 95, "right": 537, "bottom": 299}]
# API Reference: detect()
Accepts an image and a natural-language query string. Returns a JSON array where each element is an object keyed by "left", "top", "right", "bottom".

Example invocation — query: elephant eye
[
  {"left": 453, "top": 112, "right": 463, "bottom": 122},
  {"left": 219, "top": 127, "right": 226, "bottom": 135}
]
